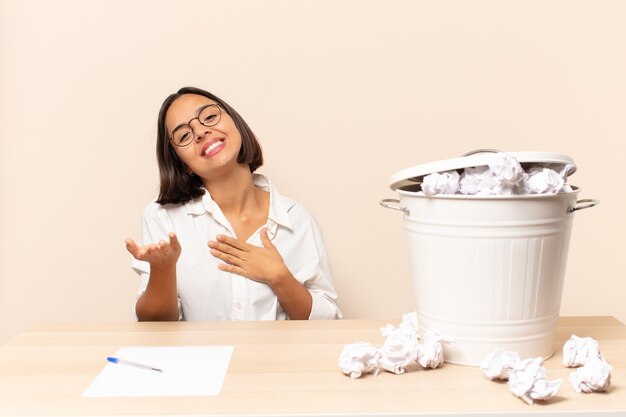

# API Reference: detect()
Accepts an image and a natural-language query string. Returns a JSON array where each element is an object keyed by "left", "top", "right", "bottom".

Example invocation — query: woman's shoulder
[
  {"left": 278, "top": 195, "right": 322, "bottom": 230},
  {"left": 264, "top": 176, "right": 319, "bottom": 227}
]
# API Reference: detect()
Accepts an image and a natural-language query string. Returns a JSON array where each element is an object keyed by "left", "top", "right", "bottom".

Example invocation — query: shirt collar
[{"left": 185, "top": 174, "right": 295, "bottom": 231}]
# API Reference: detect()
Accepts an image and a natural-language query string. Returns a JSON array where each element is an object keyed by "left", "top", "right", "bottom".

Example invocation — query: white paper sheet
[{"left": 82, "top": 346, "right": 234, "bottom": 397}]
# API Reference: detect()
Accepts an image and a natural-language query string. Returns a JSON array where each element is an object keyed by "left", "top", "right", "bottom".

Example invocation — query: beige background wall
[{"left": 1, "top": 0, "right": 624, "bottom": 343}]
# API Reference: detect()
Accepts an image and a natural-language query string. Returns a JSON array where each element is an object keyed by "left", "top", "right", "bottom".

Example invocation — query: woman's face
[{"left": 165, "top": 94, "right": 243, "bottom": 180}]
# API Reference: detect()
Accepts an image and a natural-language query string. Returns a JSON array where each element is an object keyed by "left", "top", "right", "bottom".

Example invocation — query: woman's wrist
[
  {"left": 149, "top": 260, "right": 177, "bottom": 276},
  {"left": 266, "top": 265, "right": 294, "bottom": 290}
]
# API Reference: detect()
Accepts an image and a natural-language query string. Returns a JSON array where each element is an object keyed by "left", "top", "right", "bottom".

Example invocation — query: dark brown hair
[{"left": 155, "top": 87, "right": 263, "bottom": 205}]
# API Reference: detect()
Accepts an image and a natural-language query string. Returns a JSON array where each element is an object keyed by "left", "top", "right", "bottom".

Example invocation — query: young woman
[{"left": 125, "top": 87, "right": 341, "bottom": 321}]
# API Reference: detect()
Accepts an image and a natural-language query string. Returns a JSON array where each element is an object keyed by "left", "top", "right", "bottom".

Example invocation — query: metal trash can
[{"left": 381, "top": 151, "right": 598, "bottom": 366}]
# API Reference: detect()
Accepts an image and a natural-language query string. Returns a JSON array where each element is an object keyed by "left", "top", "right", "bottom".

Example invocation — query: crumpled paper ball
[
  {"left": 379, "top": 324, "right": 419, "bottom": 374},
  {"left": 508, "top": 357, "right": 562, "bottom": 405},
  {"left": 562, "top": 334, "right": 603, "bottom": 368},
  {"left": 569, "top": 356, "right": 612, "bottom": 393},
  {"left": 488, "top": 152, "right": 526, "bottom": 194},
  {"left": 523, "top": 167, "right": 565, "bottom": 194},
  {"left": 422, "top": 170, "right": 460, "bottom": 196},
  {"left": 480, "top": 348, "right": 521, "bottom": 380},
  {"left": 459, "top": 166, "right": 499, "bottom": 195},
  {"left": 338, "top": 342, "right": 381, "bottom": 379},
  {"left": 416, "top": 331, "right": 453, "bottom": 369}
]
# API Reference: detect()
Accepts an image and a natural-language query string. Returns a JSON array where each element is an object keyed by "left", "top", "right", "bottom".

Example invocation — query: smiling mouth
[{"left": 202, "top": 140, "right": 225, "bottom": 157}]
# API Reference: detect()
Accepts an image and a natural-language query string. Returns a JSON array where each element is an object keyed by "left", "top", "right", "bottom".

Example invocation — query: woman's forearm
[
  {"left": 135, "top": 264, "right": 179, "bottom": 321},
  {"left": 271, "top": 271, "right": 313, "bottom": 320}
]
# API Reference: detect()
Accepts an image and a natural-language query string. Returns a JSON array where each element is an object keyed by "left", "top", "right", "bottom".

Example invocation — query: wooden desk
[{"left": 0, "top": 317, "right": 624, "bottom": 416}]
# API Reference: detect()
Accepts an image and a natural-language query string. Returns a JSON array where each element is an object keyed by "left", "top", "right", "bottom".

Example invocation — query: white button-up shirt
[{"left": 132, "top": 174, "right": 341, "bottom": 321}]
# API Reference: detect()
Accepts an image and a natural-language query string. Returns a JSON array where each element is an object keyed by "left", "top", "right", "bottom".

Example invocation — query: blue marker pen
[{"left": 106, "top": 356, "right": 163, "bottom": 373}]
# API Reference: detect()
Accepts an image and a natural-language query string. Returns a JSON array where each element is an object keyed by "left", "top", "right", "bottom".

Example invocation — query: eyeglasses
[{"left": 169, "top": 104, "right": 222, "bottom": 147}]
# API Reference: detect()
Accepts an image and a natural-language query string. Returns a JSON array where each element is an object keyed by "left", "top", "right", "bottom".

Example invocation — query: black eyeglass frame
[{"left": 169, "top": 104, "right": 223, "bottom": 147}]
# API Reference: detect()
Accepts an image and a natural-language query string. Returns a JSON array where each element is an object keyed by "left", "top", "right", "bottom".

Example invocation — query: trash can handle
[
  {"left": 568, "top": 199, "right": 599, "bottom": 213},
  {"left": 462, "top": 149, "right": 503, "bottom": 156},
  {"left": 379, "top": 199, "right": 410, "bottom": 215}
]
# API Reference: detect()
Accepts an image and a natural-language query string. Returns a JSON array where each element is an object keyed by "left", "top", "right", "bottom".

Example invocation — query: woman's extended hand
[
  {"left": 208, "top": 228, "right": 290, "bottom": 286},
  {"left": 126, "top": 233, "right": 180, "bottom": 321},
  {"left": 125, "top": 232, "right": 181, "bottom": 270}
]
